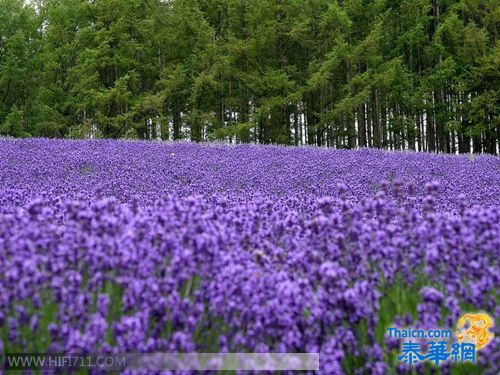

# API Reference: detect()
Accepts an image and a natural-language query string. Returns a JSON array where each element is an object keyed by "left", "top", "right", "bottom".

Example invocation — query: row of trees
[{"left": 1, "top": 0, "right": 499, "bottom": 153}]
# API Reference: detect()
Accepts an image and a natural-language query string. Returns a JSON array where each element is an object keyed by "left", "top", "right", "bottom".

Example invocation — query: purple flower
[
  {"left": 0, "top": 139, "right": 499, "bottom": 373},
  {"left": 97, "top": 294, "right": 110, "bottom": 317},
  {"left": 420, "top": 287, "right": 444, "bottom": 304}
]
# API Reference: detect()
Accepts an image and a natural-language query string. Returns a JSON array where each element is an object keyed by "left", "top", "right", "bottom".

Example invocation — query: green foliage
[
  {"left": 0, "top": 105, "right": 29, "bottom": 137},
  {"left": 0, "top": 0, "right": 498, "bottom": 153}
]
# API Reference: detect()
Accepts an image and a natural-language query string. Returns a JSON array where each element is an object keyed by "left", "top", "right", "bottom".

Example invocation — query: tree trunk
[
  {"left": 381, "top": 95, "right": 387, "bottom": 148},
  {"left": 427, "top": 102, "right": 436, "bottom": 152},
  {"left": 172, "top": 98, "right": 181, "bottom": 140},
  {"left": 293, "top": 107, "right": 299, "bottom": 146},
  {"left": 366, "top": 102, "right": 372, "bottom": 147},
  {"left": 306, "top": 93, "right": 317, "bottom": 145},
  {"left": 347, "top": 111, "right": 355, "bottom": 149},
  {"left": 358, "top": 103, "right": 366, "bottom": 148},
  {"left": 415, "top": 113, "right": 421, "bottom": 151},
  {"left": 372, "top": 91, "right": 381, "bottom": 148}
]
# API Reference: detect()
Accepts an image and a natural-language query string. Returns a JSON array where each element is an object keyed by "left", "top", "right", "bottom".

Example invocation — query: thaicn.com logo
[{"left": 386, "top": 313, "right": 494, "bottom": 367}]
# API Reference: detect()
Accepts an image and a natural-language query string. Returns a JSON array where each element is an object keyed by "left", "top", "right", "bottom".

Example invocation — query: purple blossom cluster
[{"left": 0, "top": 138, "right": 499, "bottom": 374}]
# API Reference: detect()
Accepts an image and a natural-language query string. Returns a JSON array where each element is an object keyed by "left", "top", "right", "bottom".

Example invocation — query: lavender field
[{"left": 0, "top": 138, "right": 499, "bottom": 374}]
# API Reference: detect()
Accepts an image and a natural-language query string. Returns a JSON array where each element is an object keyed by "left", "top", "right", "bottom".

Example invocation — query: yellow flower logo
[{"left": 456, "top": 313, "right": 494, "bottom": 350}]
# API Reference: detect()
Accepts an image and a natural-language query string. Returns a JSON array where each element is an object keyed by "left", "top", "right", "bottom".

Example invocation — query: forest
[{"left": 0, "top": 0, "right": 499, "bottom": 154}]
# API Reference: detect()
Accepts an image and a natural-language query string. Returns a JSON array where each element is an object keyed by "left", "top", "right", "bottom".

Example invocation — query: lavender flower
[{"left": 0, "top": 138, "right": 498, "bottom": 374}]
